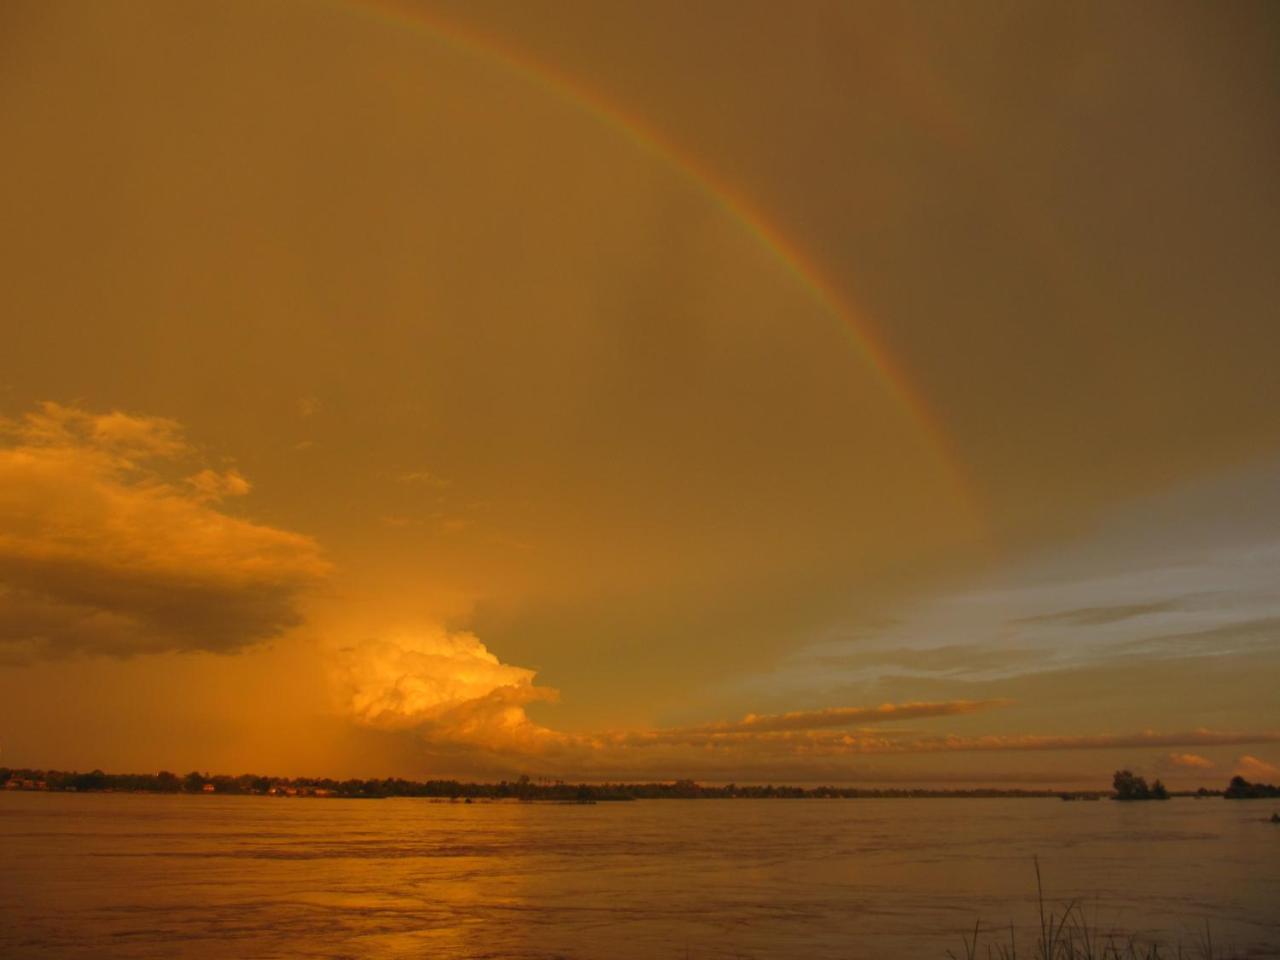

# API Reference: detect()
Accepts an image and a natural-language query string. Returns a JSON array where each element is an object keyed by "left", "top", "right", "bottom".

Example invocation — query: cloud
[
  {"left": 185, "top": 467, "right": 252, "bottom": 502},
  {"left": 1013, "top": 601, "right": 1180, "bottom": 627},
  {"left": 1234, "top": 754, "right": 1280, "bottom": 781},
  {"left": 780, "top": 644, "right": 1046, "bottom": 686},
  {"left": 900, "top": 730, "right": 1280, "bottom": 755},
  {"left": 591, "top": 727, "right": 1280, "bottom": 761},
  {"left": 396, "top": 470, "right": 449, "bottom": 488},
  {"left": 742, "top": 530, "right": 1280, "bottom": 702},
  {"left": 0, "top": 403, "right": 328, "bottom": 661},
  {"left": 1166, "top": 752, "right": 1215, "bottom": 770},
  {"left": 328, "top": 632, "right": 1280, "bottom": 780},
  {"left": 1117, "top": 617, "right": 1280, "bottom": 657},
  {"left": 335, "top": 629, "right": 557, "bottom": 742},
  {"left": 669, "top": 700, "right": 1011, "bottom": 736}
]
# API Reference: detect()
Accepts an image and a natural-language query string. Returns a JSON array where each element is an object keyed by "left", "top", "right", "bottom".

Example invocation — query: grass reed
[{"left": 945, "top": 858, "right": 1240, "bottom": 960}]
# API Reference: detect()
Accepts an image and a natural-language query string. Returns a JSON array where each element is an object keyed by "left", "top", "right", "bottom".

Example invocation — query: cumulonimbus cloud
[
  {"left": 0, "top": 403, "right": 329, "bottom": 661},
  {"left": 335, "top": 629, "right": 558, "bottom": 738}
]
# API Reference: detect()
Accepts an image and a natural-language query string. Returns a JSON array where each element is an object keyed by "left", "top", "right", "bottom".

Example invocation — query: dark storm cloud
[{"left": 0, "top": 404, "right": 328, "bottom": 662}]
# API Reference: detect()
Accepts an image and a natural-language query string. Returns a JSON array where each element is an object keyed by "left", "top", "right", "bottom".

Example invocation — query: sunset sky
[{"left": 2, "top": 0, "right": 1278, "bottom": 787}]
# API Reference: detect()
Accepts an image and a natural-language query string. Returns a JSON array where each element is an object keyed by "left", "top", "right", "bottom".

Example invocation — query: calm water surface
[{"left": 2, "top": 793, "right": 1278, "bottom": 959}]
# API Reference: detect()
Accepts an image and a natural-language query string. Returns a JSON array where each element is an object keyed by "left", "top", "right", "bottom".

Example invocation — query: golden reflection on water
[{"left": 1, "top": 793, "right": 1278, "bottom": 959}]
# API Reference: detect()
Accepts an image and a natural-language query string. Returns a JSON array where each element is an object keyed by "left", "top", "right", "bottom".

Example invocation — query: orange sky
[{"left": 1, "top": 0, "right": 1278, "bottom": 787}]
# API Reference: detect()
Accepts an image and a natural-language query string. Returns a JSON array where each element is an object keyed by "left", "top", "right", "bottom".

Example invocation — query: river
[{"left": 2, "top": 793, "right": 1277, "bottom": 958}]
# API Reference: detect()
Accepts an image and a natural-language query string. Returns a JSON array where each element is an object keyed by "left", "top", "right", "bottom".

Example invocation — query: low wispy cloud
[
  {"left": 396, "top": 469, "right": 450, "bottom": 488},
  {"left": 1234, "top": 754, "right": 1280, "bottom": 781},
  {"left": 670, "top": 700, "right": 1010, "bottom": 736},
  {"left": 1116, "top": 617, "right": 1280, "bottom": 658},
  {"left": 901, "top": 730, "right": 1280, "bottom": 755},
  {"left": 1013, "top": 601, "right": 1180, "bottom": 627},
  {"left": 1166, "top": 752, "right": 1215, "bottom": 770},
  {"left": 0, "top": 403, "right": 328, "bottom": 662},
  {"left": 596, "top": 727, "right": 1280, "bottom": 759}
]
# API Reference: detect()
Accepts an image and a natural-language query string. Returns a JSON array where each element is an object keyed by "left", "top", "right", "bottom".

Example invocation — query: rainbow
[{"left": 333, "top": 0, "right": 982, "bottom": 531}]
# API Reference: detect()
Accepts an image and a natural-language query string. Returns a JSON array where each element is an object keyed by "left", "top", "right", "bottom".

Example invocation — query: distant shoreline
[{"left": 2, "top": 767, "right": 1246, "bottom": 801}]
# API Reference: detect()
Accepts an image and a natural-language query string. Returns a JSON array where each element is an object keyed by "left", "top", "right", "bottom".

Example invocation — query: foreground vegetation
[{"left": 948, "top": 860, "right": 1245, "bottom": 960}]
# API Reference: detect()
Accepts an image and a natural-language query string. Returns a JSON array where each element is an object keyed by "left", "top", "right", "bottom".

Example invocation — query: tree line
[
  {"left": 1, "top": 768, "right": 1095, "bottom": 800},
  {"left": 6, "top": 767, "right": 1273, "bottom": 800}
]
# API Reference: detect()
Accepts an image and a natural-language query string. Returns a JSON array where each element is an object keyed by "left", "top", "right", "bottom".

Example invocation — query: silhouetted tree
[
  {"left": 71, "top": 769, "right": 107, "bottom": 792},
  {"left": 1112, "top": 770, "right": 1151, "bottom": 800}
]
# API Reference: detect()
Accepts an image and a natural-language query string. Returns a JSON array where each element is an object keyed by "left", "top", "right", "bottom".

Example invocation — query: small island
[
  {"left": 1223, "top": 775, "right": 1280, "bottom": 799},
  {"left": 1111, "top": 769, "right": 1169, "bottom": 801}
]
